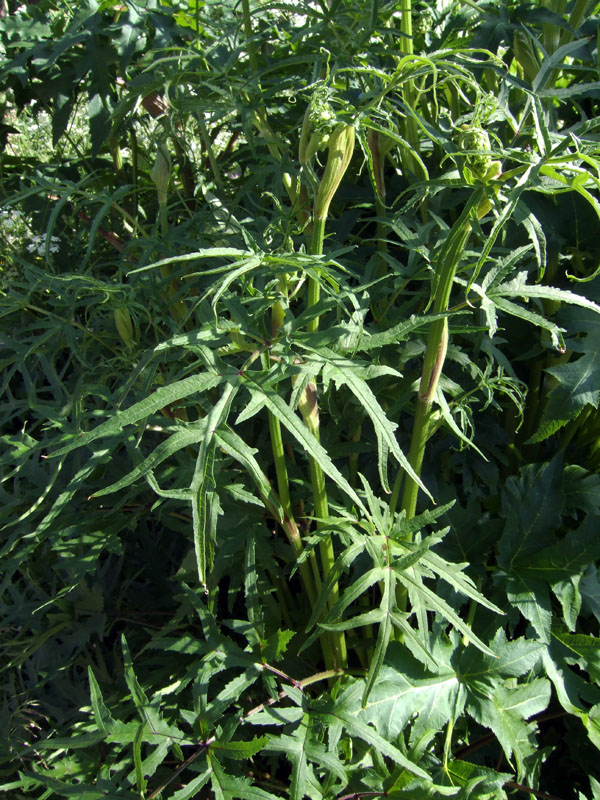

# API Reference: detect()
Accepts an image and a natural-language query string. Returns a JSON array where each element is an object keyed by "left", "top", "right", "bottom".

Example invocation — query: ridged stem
[
  {"left": 303, "top": 214, "right": 347, "bottom": 670},
  {"left": 390, "top": 196, "right": 478, "bottom": 520}
]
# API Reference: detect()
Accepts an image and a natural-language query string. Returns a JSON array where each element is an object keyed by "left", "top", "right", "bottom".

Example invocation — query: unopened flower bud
[
  {"left": 150, "top": 144, "right": 171, "bottom": 206},
  {"left": 314, "top": 123, "right": 355, "bottom": 220},
  {"left": 114, "top": 306, "right": 134, "bottom": 349}
]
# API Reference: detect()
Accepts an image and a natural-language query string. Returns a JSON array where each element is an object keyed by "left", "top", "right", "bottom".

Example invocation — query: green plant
[{"left": 2, "top": 1, "right": 600, "bottom": 798}]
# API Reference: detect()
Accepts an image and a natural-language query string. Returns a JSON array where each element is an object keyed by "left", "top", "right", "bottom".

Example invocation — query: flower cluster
[{"left": 26, "top": 233, "right": 61, "bottom": 257}]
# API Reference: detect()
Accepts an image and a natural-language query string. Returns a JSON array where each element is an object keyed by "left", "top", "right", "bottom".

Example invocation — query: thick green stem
[
  {"left": 390, "top": 208, "right": 474, "bottom": 520},
  {"left": 303, "top": 219, "right": 346, "bottom": 669}
]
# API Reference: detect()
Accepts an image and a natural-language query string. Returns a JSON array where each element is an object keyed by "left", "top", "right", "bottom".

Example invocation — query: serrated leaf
[
  {"left": 551, "top": 627, "right": 600, "bottom": 684},
  {"left": 444, "top": 760, "right": 511, "bottom": 800},
  {"left": 216, "top": 426, "right": 283, "bottom": 522},
  {"left": 92, "top": 423, "right": 209, "bottom": 497},
  {"left": 497, "top": 458, "right": 563, "bottom": 571},
  {"left": 250, "top": 387, "right": 369, "bottom": 514},
  {"left": 358, "top": 643, "right": 461, "bottom": 742},
  {"left": 213, "top": 736, "right": 269, "bottom": 760},
  {"left": 323, "top": 355, "right": 427, "bottom": 496},
  {"left": 530, "top": 353, "right": 600, "bottom": 442},
  {"left": 524, "top": 516, "right": 600, "bottom": 584},
  {"left": 209, "top": 753, "right": 280, "bottom": 800},
  {"left": 52, "top": 373, "right": 224, "bottom": 456},
  {"left": 315, "top": 692, "right": 430, "bottom": 779},
  {"left": 504, "top": 573, "right": 552, "bottom": 642}
]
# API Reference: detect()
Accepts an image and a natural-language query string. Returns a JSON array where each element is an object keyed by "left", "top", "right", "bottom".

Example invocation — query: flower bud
[
  {"left": 114, "top": 306, "right": 134, "bottom": 350},
  {"left": 314, "top": 123, "right": 355, "bottom": 220},
  {"left": 150, "top": 144, "right": 171, "bottom": 206},
  {"left": 459, "top": 125, "right": 494, "bottom": 181}
]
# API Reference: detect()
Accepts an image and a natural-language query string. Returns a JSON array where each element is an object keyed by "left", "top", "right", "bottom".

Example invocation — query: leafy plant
[{"left": 2, "top": 0, "right": 600, "bottom": 798}]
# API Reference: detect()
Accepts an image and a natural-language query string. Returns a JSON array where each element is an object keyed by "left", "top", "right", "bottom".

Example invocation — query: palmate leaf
[
  {"left": 504, "top": 573, "right": 553, "bottom": 642},
  {"left": 523, "top": 515, "right": 600, "bottom": 585},
  {"left": 443, "top": 760, "right": 511, "bottom": 800},
  {"left": 551, "top": 626, "right": 600, "bottom": 684},
  {"left": 266, "top": 715, "right": 316, "bottom": 800},
  {"left": 497, "top": 457, "right": 563, "bottom": 571},
  {"left": 208, "top": 753, "right": 280, "bottom": 800},
  {"left": 530, "top": 354, "right": 600, "bottom": 442},
  {"left": 314, "top": 692, "right": 430, "bottom": 780},
  {"left": 467, "top": 679, "right": 551, "bottom": 778},
  {"left": 357, "top": 643, "right": 462, "bottom": 743}
]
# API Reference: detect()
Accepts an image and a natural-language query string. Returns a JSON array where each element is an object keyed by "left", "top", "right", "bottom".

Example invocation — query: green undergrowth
[{"left": 1, "top": 1, "right": 600, "bottom": 798}]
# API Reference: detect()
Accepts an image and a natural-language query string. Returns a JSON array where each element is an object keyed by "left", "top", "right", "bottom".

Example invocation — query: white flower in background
[{"left": 26, "top": 233, "right": 61, "bottom": 256}]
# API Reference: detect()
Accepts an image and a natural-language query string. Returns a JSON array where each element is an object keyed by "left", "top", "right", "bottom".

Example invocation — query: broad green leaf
[
  {"left": 444, "top": 760, "right": 511, "bottom": 800},
  {"left": 356, "top": 644, "right": 461, "bottom": 742},
  {"left": 315, "top": 692, "right": 430, "bottom": 779},
  {"left": 523, "top": 516, "right": 600, "bottom": 584},
  {"left": 551, "top": 627, "right": 600, "bottom": 684},
  {"left": 505, "top": 574, "right": 553, "bottom": 642},
  {"left": 497, "top": 458, "right": 563, "bottom": 571}
]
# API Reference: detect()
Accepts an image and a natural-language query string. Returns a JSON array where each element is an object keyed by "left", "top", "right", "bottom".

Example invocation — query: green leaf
[
  {"left": 524, "top": 516, "right": 600, "bottom": 585},
  {"left": 316, "top": 691, "right": 430, "bottom": 779},
  {"left": 467, "top": 678, "right": 551, "bottom": 777},
  {"left": 213, "top": 736, "right": 269, "bottom": 760},
  {"left": 250, "top": 387, "right": 369, "bottom": 514},
  {"left": 216, "top": 427, "right": 284, "bottom": 522},
  {"left": 323, "top": 355, "right": 428, "bottom": 496},
  {"left": 91, "top": 423, "right": 209, "bottom": 497},
  {"left": 191, "top": 379, "right": 240, "bottom": 586},
  {"left": 52, "top": 373, "right": 225, "bottom": 456},
  {"left": 358, "top": 643, "right": 461, "bottom": 742},
  {"left": 497, "top": 458, "right": 563, "bottom": 571},
  {"left": 551, "top": 627, "right": 600, "bottom": 684},
  {"left": 444, "top": 760, "right": 511, "bottom": 800},
  {"left": 208, "top": 752, "right": 281, "bottom": 799}
]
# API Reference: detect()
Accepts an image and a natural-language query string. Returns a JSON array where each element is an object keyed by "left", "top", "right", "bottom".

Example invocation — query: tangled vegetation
[{"left": 1, "top": 1, "right": 600, "bottom": 798}]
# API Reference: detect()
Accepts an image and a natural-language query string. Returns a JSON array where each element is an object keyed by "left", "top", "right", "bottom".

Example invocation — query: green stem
[
  {"left": 303, "top": 215, "right": 347, "bottom": 669},
  {"left": 268, "top": 410, "right": 321, "bottom": 603},
  {"left": 307, "top": 216, "right": 327, "bottom": 334},
  {"left": 398, "top": 0, "right": 422, "bottom": 178},
  {"left": 241, "top": 0, "right": 259, "bottom": 75},
  {"left": 390, "top": 202, "right": 475, "bottom": 520}
]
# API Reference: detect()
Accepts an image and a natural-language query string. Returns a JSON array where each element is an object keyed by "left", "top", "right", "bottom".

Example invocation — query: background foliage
[{"left": 2, "top": 0, "right": 600, "bottom": 798}]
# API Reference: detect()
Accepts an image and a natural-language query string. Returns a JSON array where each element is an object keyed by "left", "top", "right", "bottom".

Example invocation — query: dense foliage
[{"left": 2, "top": 0, "right": 600, "bottom": 798}]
